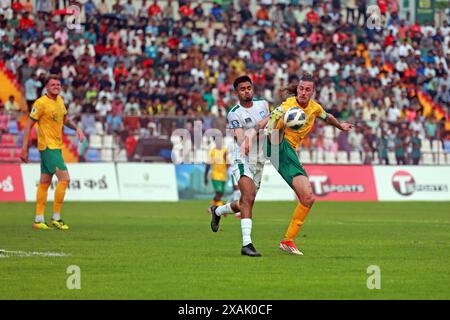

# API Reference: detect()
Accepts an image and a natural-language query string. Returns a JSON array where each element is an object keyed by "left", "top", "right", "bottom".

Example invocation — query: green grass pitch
[{"left": 0, "top": 201, "right": 449, "bottom": 300}]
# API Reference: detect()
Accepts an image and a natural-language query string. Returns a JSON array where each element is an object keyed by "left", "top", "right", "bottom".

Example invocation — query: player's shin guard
[
  {"left": 284, "top": 203, "right": 311, "bottom": 241},
  {"left": 36, "top": 183, "right": 51, "bottom": 219},
  {"left": 54, "top": 181, "right": 69, "bottom": 215},
  {"left": 216, "top": 202, "right": 238, "bottom": 216}
]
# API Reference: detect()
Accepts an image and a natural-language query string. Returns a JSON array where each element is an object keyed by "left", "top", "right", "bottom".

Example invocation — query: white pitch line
[{"left": 0, "top": 249, "right": 70, "bottom": 258}]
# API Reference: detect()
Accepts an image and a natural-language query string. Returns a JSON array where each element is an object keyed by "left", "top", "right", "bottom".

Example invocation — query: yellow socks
[
  {"left": 35, "top": 183, "right": 50, "bottom": 221},
  {"left": 53, "top": 181, "right": 69, "bottom": 216},
  {"left": 284, "top": 203, "right": 311, "bottom": 242}
]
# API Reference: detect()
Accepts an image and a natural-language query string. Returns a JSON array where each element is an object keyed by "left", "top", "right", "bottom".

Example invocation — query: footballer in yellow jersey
[
  {"left": 21, "top": 75, "right": 85, "bottom": 230},
  {"left": 204, "top": 141, "right": 228, "bottom": 206},
  {"left": 264, "top": 73, "right": 354, "bottom": 255}
]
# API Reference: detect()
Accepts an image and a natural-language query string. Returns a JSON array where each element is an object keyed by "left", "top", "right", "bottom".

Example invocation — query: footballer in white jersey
[
  {"left": 227, "top": 97, "right": 269, "bottom": 190},
  {"left": 208, "top": 76, "right": 269, "bottom": 257}
]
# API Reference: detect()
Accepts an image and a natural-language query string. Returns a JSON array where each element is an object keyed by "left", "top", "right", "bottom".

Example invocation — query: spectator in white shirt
[
  {"left": 96, "top": 96, "right": 112, "bottom": 117},
  {"left": 124, "top": 96, "right": 140, "bottom": 115},
  {"left": 54, "top": 26, "right": 69, "bottom": 45},
  {"left": 386, "top": 104, "right": 401, "bottom": 123},
  {"left": 324, "top": 58, "right": 340, "bottom": 77}
]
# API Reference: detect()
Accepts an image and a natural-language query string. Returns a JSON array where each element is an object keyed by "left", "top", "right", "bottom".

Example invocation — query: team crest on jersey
[
  {"left": 230, "top": 120, "right": 240, "bottom": 128},
  {"left": 244, "top": 117, "right": 252, "bottom": 123},
  {"left": 52, "top": 112, "right": 58, "bottom": 122}
]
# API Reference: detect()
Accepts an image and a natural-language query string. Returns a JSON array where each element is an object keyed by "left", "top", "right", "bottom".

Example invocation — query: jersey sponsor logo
[
  {"left": 259, "top": 111, "right": 266, "bottom": 118},
  {"left": 392, "top": 170, "right": 448, "bottom": 196}
]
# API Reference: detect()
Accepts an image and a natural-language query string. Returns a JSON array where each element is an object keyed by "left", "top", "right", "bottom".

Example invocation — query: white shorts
[{"left": 231, "top": 161, "right": 265, "bottom": 192}]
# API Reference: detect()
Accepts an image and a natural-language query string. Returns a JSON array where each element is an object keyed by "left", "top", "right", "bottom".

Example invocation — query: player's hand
[
  {"left": 77, "top": 128, "right": 85, "bottom": 142},
  {"left": 20, "top": 148, "right": 28, "bottom": 163},
  {"left": 240, "top": 138, "right": 252, "bottom": 156},
  {"left": 341, "top": 123, "right": 354, "bottom": 131}
]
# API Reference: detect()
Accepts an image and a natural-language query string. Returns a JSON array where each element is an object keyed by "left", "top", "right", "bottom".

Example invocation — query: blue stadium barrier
[
  {"left": 64, "top": 127, "right": 77, "bottom": 135},
  {"left": 8, "top": 121, "right": 19, "bottom": 135},
  {"left": 28, "top": 147, "right": 40, "bottom": 162},
  {"left": 85, "top": 149, "right": 101, "bottom": 162},
  {"left": 159, "top": 149, "right": 172, "bottom": 161}
]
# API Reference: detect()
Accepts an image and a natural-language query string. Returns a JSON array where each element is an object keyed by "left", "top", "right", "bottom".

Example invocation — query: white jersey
[{"left": 227, "top": 98, "right": 269, "bottom": 165}]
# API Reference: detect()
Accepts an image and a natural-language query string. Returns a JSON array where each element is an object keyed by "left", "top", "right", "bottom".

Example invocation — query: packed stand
[{"left": 0, "top": 0, "right": 449, "bottom": 164}]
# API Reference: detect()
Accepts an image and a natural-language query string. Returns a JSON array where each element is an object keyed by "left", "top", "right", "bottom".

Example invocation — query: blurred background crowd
[{"left": 0, "top": 0, "right": 449, "bottom": 164}]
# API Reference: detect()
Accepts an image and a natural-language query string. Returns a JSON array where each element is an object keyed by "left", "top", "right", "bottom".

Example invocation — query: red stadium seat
[
  {"left": 12, "top": 148, "right": 21, "bottom": 158},
  {"left": 0, "top": 148, "right": 11, "bottom": 157},
  {"left": 0, "top": 134, "right": 17, "bottom": 147}
]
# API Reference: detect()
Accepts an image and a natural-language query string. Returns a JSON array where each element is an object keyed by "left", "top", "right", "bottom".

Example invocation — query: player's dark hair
[
  {"left": 46, "top": 74, "right": 61, "bottom": 84},
  {"left": 233, "top": 75, "right": 252, "bottom": 90}
]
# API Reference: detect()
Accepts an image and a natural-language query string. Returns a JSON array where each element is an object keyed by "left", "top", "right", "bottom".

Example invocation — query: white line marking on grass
[{"left": 0, "top": 249, "right": 70, "bottom": 258}]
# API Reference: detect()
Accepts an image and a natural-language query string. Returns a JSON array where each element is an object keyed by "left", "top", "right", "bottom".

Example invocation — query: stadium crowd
[{"left": 0, "top": 0, "right": 449, "bottom": 164}]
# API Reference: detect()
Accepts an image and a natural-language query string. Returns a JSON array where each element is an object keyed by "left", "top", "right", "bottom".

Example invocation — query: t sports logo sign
[
  {"left": 305, "top": 166, "right": 378, "bottom": 201},
  {"left": 375, "top": 167, "right": 450, "bottom": 201},
  {"left": 391, "top": 170, "right": 448, "bottom": 196}
]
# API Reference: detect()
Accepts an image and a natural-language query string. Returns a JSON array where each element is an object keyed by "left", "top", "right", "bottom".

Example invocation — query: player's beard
[{"left": 242, "top": 95, "right": 253, "bottom": 102}]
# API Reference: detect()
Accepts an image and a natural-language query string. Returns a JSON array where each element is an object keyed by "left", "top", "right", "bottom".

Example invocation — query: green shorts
[
  {"left": 264, "top": 137, "right": 307, "bottom": 188},
  {"left": 211, "top": 179, "right": 226, "bottom": 193},
  {"left": 40, "top": 148, "right": 67, "bottom": 175}
]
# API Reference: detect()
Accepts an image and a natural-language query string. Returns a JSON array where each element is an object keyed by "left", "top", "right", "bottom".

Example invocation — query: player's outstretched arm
[
  {"left": 325, "top": 113, "right": 354, "bottom": 131},
  {"left": 20, "top": 118, "right": 36, "bottom": 163},
  {"left": 64, "top": 116, "right": 85, "bottom": 142}
]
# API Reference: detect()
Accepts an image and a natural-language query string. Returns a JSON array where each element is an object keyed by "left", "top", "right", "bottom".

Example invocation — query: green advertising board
[
  {"left": 434, "top": 0, "right": 449, "bottom": 10},
  {"left": 416, "top": 0, "right": 434, "bottom": 24},
  {"left": 416, "top": 0, "right": 450, "bottom": 24}
]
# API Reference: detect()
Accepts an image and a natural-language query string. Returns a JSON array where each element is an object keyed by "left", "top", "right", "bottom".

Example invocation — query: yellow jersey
[
  {"left": 275, "top": 97, "right": 327, "bottom": 150},
  {"left": 30, "top": 95, "right": 67, "bottom": 151},
  {"left": 209, "top": 147, "right": 227, "bottom": 182}
]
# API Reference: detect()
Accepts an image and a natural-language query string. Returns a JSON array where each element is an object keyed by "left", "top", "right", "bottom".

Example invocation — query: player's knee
[
  {"left": 241, "top": 192, "right": 256, "bottom": 206},
  {"left": 300, "top": 194, "right": 315, "bottom": 208}
]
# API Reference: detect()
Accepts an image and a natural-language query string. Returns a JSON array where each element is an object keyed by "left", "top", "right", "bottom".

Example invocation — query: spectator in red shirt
[
  {"left": 377, "top": 0, "right": 387, "bottom": 15},
  {"left": 398, "top": 20, "right": 408, "bottom": 40},
  {"left": 124, "top": 109, "right": 141, "bottom": 131},
  {"left": 306, "top": 7, "right": 319, "bottom": 26},
  {"left": 384, "top": 31, "right": 395, "bottom": 47},
  {"left": 147, "top": 0, "right": 161, "bottom": 17},
  {"left": 95, "top": 38, "right": 107, "bottom": 57},
  {"left": 409, "top": 20, "right": 422, "bottom": 41},
  {"left": 125, "top": 132, "right": 138, "bottom": 161},
  {"left": 310, "top": 28, "right": 324, "bottom": 45},
  {"left": 179, "top": 2, "right": 194, "bottom": 23},
  {"left": 114, "top": 61, "right": 128, "bottom": 81},
  {"left": 19, "top": 12, "right": 35, "bottom": 30}
]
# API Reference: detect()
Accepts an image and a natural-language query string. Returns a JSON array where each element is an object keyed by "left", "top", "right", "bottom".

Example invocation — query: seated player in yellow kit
[
  {"left": 204, "top": 138, "right": 228, "bottom": 207},
  {"left": 21, "top": 75, "right": 85, "bottom": 230},
  {"left": 264, "top": 73, "right": 354, "bottom": 255}
]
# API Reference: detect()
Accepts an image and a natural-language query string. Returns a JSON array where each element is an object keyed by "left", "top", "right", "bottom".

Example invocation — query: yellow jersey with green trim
[
  {"left": 275, "top": 97, "right": 327, "bottom": 150},
  {"left": 30, "top": 95, "right": 67, "bottom": 151},
  {"left": 209, "top": 147, "right": 227, "bottom": 181}
]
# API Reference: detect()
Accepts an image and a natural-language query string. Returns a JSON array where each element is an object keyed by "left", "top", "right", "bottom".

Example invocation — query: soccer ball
[{"left": 283, "top": 107, "right": 307, "bottom": 130}]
